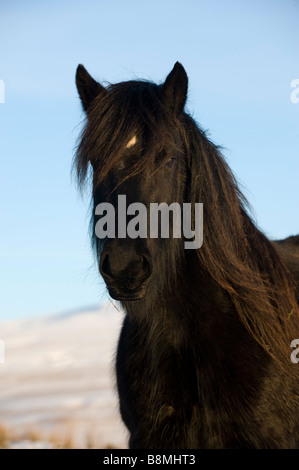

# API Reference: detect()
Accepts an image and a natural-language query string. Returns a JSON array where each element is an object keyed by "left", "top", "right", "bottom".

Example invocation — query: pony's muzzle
[{"left": 99, "top": 243, "right": 152, "bottom": 300}]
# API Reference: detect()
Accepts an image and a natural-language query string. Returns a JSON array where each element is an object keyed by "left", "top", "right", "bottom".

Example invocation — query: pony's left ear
[
  {"left": 162, "top": 62, "right": 188, "bottom": 115},
  {"left": 76, "top": 64, "right": 106, "bottom": 112}
]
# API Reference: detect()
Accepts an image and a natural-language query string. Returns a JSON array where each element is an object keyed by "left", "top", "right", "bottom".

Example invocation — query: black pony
[{"left": 75, "top": 62, "right": 299, "bottom": 448}]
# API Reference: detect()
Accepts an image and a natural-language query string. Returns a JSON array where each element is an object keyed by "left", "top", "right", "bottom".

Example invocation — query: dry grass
[
  {"left": 0, "top": 422, "right": 120, "bottom": 449},
  {"left": 0, "top": 424, "right": 14, "bottom": 449}
]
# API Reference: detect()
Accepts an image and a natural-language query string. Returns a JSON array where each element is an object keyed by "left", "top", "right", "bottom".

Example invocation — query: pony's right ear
[{"left": 76, "top": 64, "right": 106, "bottom": 112}]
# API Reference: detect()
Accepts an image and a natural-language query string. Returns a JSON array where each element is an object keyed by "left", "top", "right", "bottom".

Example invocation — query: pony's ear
[
  {"left": 76, "top": 64, "right": 106, "bottom": 112},
  {"left": 162, "top": 62, "right": 188, "bottom": 115}
]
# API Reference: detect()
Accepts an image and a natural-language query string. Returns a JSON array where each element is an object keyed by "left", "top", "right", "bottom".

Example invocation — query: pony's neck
[{"left": 124, "top": 249, "right": 237, "bottom": 348}]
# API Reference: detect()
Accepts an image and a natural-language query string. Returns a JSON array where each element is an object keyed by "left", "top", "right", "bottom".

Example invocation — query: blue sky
[{"left": 0, "top": 0, "right": 298, "bottom": 320}]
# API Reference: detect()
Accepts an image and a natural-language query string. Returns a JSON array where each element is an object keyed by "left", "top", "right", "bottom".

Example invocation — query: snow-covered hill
[{"left": 0, "top": 303, "right": 128, "bottom": 448}]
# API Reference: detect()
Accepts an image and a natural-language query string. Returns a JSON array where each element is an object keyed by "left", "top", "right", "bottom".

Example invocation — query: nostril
[
  {"left": 137, "top": 254, "right": 151, "bottom": 279},
  {"left": 100, "top": 252, "right": 112, "bottom": 278},
  {"left": 140, "top": 255, "right": 148, "bottom": 269}
]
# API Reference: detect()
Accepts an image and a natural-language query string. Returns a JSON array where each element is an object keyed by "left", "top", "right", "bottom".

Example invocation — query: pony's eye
[{"left": 164, "top": 156, "right": 177, "bottom": 169}]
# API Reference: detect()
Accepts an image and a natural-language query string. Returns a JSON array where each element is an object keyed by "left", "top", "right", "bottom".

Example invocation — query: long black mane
[
  {"left": 75, "top": 72, "right": 299, "bottom": 363},
  {"left": 75, "top": 62, "right": 299, "bottom": 448}
]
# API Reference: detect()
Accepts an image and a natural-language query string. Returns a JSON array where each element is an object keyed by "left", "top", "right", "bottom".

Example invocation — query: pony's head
[{"left": 75, "top": 62, "right": 192, "bottom": 301}]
